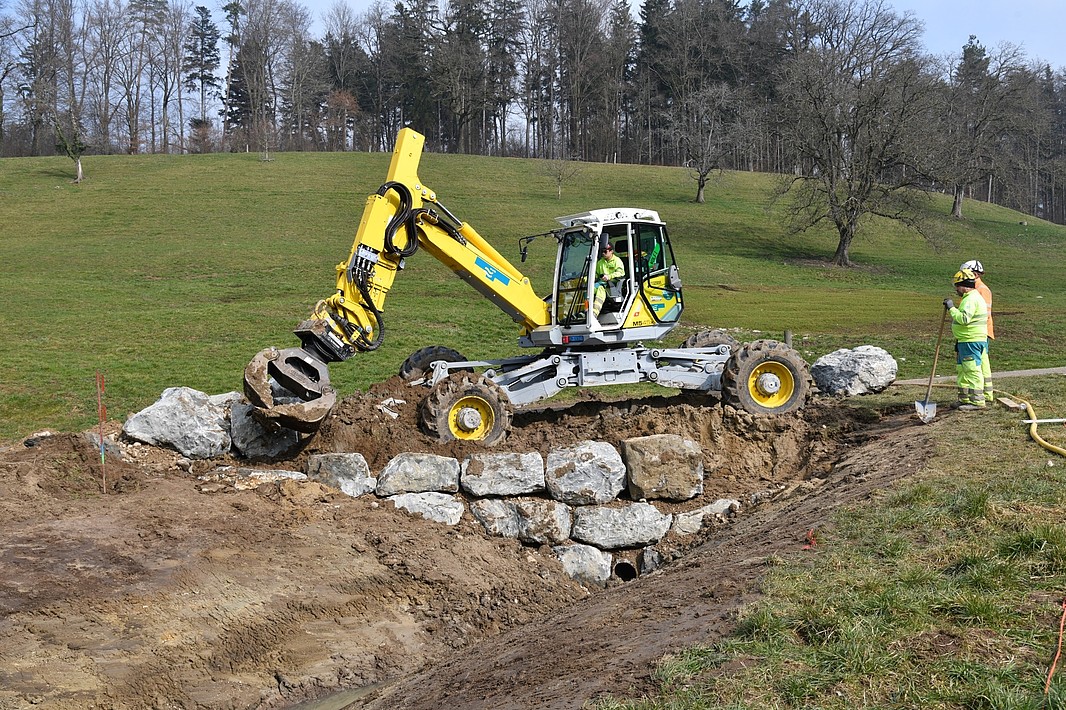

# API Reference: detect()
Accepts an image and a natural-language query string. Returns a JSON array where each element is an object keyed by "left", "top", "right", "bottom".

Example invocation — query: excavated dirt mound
[{"left": 0, "top": 390, "right": 929, "bottom": 710}]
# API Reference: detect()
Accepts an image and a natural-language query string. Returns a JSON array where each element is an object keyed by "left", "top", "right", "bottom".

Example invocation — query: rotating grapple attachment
[{"left": 243, "top": 346, "right": 337, "bottom": 433}]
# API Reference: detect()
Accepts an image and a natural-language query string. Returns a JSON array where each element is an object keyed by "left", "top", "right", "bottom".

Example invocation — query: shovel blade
[{"left": 915, "top": 400, "right": 937, "bottom": 423}]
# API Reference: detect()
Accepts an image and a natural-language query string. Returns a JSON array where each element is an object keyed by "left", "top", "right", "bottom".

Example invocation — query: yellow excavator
[{"left": 244, "top": 128, "right": 810, "bottom": 444}]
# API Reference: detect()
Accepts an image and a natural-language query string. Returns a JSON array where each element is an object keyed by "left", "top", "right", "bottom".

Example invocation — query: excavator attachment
[{"left": 243, "top": 346, "right": 336, "bottom": 433}]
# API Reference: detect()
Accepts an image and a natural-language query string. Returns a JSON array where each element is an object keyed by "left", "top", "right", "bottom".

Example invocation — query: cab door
[
  {"left": 553, "top": 230, "right": 597, "bottom": 327},
  {"left": 626, "top": 223, "right": 683, "bottom": 327}
]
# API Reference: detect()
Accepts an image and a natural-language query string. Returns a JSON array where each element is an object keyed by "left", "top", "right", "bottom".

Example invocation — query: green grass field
[
  {"left": 594, "top": 374, "right": 1066, "bottom": 710},
  {"left": 2, "top": 150, "right": 1066, "bottom": 707},
  {"left": 2, "top": 149, "right": 1063, "bottom": 440}
]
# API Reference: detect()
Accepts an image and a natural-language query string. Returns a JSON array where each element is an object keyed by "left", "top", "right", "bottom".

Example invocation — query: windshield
[{"left": 555, "top": 230, "right": 595, "bottom": 325}]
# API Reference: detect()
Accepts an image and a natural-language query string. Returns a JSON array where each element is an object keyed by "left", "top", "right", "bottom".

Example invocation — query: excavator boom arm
[{"left": 244, "top": 128, "right": 549, "bottom": 431}]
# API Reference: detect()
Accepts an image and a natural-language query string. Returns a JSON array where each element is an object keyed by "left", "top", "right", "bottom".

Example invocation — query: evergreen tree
[
  {"left": 183, "top": 5, "right": 221, "bottom": 124},
  {"left": 392, "top": 0, "right": 439, "bottom": 142}
]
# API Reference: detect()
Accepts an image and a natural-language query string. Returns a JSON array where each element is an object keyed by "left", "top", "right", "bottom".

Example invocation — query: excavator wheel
[
  {"left": 681, "top": 329, "right": 740, "bottom": 352},
  {"left": 722, "top": 339, "right": 810, "bottom": 416},
  {"left": 398, "top": 345, "right": 470, "bottom": 383},
  {"left": 421, "top": 372, "right": 512, "bottom": 445}
]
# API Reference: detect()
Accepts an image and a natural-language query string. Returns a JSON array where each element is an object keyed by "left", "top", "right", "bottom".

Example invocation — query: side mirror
[{"left": 668, "top": 264, "right": 682, "bottom": 291}]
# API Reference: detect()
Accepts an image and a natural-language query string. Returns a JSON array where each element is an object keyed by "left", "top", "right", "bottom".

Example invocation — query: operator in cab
[{"left": 593, "top": 241, "right": 625, "bottom": 320}]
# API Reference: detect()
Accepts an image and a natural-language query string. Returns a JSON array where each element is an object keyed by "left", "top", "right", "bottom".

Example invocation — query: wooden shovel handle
[{"left": 925, "top": 308, "right": 949, "bottom": 403}]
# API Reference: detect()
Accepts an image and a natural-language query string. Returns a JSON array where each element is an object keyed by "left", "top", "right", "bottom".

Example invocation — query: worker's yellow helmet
[{"left": 953, "top": 268, "right": 977, "bottom": 287}]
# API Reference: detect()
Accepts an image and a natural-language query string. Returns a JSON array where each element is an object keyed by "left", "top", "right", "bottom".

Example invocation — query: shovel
[{"left": 916, "top": 308, "right": 949, "bottom": 423}]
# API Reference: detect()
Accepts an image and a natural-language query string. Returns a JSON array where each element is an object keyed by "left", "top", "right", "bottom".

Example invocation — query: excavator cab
[{"left": 548, "top": 209, "right": 683, "bottom": 346}]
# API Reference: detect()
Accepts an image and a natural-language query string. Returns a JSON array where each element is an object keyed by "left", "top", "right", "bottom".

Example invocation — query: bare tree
[
  {"left": 433, "top": 0, "right": 491, "bottom": 154},
  {"left": 680, "top": 83, "right": 732, "bottom": 203},
  {"left": 543, "top": 154, "right": 583, "bottom": 198},
  {"left": 116, "top": 0, "right": 165, "bottom": 153},
  {"left": 54, "top": 110, "right": 86, "bottom": 180},
  {"left": 516, "top": 0, "right": 550, "bottom": 157},
  {"left": 278, "top": 1, "right": 327, "bottom": 150},
  {"left": 353, "top": 1, "right": 404, "bottom": 151},
  {"left": 242, "top": 0, "right": 286, "bottom": 157},
  {"left": 0, "top": 2, "right": 28, "bottom": 150},
  {"left": 599, "top": 0, "right": 634, "bottom": 163},
  {"left": 931, "top": 37, "right": 1031, "bottom": 219},
  {"left": 776, "top": 0, "right": 934, "bottom": 266},
  {"left": 157, "top": 0, "right": 190, "bottom": 152},
  {"left": 82, "top": 0, "right": 124, "bottom": 153},
  {"left": 14, "top": 0, "right": 63, "bottom": 155},
  {"left": 552, "top": 0, "right": 609, "bottom": 161},
  {"left": 321, "top": 0, "right": 362, "bottom": 150}
]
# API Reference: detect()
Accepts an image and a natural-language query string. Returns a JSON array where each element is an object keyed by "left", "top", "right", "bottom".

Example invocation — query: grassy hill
[{"left": 1, "top": 149, "right": 1064, "bottom": 440}]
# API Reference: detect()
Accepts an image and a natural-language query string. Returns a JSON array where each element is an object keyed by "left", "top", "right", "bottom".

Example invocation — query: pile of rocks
[
  {"left": 301, "top": 441, "right": 739, "bottom": 587},
  {"left": 121, "top": 387, "right": 741, "bottom": 588}
]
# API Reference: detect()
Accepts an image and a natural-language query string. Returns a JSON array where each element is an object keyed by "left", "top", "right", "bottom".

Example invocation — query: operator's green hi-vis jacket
[{"left": 949, "top": 290, "right": 989, "bottom": 342}]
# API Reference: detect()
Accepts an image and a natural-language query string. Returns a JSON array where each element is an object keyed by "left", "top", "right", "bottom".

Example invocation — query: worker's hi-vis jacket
[
  {"left": 975, "top": 278, "right": 994, "bottom": 340},
  {"left": 595, "top": 255, "right": 625, "bottom": 282},
  {"left": 949, "top": 290, "right": 989, "bottom": 342}
]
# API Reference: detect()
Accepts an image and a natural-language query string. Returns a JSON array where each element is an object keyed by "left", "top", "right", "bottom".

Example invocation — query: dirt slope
[
  {"left": 360, "top": 413, "right": 930, "bottom": 709},
  {"left": 0, "top": 391, "right": 930, "bottom": 710}
]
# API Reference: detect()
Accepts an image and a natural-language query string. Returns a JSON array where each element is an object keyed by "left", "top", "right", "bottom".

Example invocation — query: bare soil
[{"left": 0, "top": 386, "right": 932, "bottom": 710}]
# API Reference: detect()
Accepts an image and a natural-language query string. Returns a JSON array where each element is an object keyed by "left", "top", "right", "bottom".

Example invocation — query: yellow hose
[
  {"left": 920, "top": 383, "right": 1066, "bottom": 458},
  {"left": 1008, "top": 393, "right": 1066, "bottom": 459}
]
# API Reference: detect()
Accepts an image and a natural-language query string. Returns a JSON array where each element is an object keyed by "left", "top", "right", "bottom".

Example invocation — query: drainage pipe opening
[{"left": 613, "top": 560, "right": 638, "bottom": 582}]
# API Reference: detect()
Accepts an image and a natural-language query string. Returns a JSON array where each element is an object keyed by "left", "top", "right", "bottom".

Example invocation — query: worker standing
[
  {"left": 961, "top": 259, "right": 994, "bottom": 404},
  {"left": 944, "top": 268, "right": 989, "bottom": 411},
  {"left": 593, "top": 242, "right": 625, "bottom": 319}
]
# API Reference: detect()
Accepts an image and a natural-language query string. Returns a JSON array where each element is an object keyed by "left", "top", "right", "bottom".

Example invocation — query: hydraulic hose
[
  {"left": 377, "top": 181, "right": 422, "bottom": 258},
  {"left": 352, "top": 274, "right": 385, "bottom": 352}
]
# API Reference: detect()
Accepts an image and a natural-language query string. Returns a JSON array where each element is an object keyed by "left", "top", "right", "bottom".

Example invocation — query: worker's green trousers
[
  {"left": 982, "top": 340, "right": 994, "bottom": 403},
  {"left": 593, "top": 284, "right": 607, "bottom": 316},
  {"left": 956, "top": 340, "right": 987, "bottom": 407}
]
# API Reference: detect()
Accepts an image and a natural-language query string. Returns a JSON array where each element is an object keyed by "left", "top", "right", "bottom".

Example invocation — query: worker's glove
[{"left": 943, "top": 298, "right": 955, "bottom": 310}]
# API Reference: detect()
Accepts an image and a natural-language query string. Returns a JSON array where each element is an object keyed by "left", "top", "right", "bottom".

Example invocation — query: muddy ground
[{"left": 0, "top": 384, "right": 932, "bottom": 710}]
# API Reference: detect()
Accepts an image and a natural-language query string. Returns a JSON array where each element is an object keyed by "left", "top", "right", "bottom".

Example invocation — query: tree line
[{"left": 3, "top": 0, "right": 1066, "bottom": 254}]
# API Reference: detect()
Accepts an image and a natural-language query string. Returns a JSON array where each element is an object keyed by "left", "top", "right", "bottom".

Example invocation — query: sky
[
  {"left": 888, "top": 0, "right": 1066, "bottom": 69},
  {"left": 296, "top": 0, "right": 1066, "bottom": 71}
]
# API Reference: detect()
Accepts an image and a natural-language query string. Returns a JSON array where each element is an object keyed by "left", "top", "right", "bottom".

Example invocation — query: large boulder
[
  {"left": 811, "top": 345, "right": 897, "bottom": 396},
  {"left": 545, "top": 441, "right": 626, "bottom": 505},
  {"left": 306, "top": 453, "right": 377, "bottom": 498},
  {"left": 571, "top": 502, "right": 672, "bottom": 550},
  {"left": 229, "top": 402, "right": 301, "bottom": 461},
  {"left": 552, "top": 543, "right": 612, "bottom": 587},
  {"left": 515, "top": 498, "right": 572, "bottom": 545},
  {"left": 621, "top": 434, "right": 703, "bottom": 501},
  {"left": 461, "top": 451, "right": 545, "bottom": 497},
  {"left": 470, "top": 498, "right": 521, "bottom": 538},
  {"left": 672, "top": 498, "right": 741, "bottom": 536},
  {"left": 122, "top": 387, "right": 231, "bottom": 459},
  {"left": 390, "top": 492, "right": 465, "bottom": 525},
  {"left": 376, "top": 452, "right": 460, "bottom": 496}
]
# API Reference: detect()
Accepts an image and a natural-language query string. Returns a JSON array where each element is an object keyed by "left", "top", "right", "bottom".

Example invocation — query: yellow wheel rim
[
  {"left": 447, "top": 395, "right": 496, "bottom": 441},
  {"left": 746, "top": 361, "right": 796, "bottom": 410}
]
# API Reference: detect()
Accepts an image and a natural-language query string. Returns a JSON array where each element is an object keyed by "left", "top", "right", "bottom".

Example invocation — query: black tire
[
  {"left": 398, "top": 345, "right": 469, "bottom": 382},
  {"left": 722, "top": 339, "right": 810, "bottom": 415},
  {"left": 681, "top": 329, "right": 741, "bottom": 352},
  {"left": 421, "top": 372, "right": 513, "bottom": 445}
]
